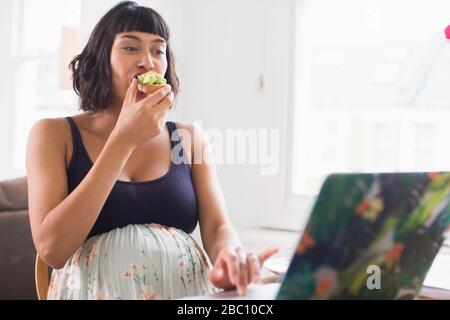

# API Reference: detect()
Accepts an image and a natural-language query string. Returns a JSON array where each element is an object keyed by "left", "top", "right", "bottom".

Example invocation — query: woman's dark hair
[{"left": 70, "top": 1, "right": 179, "bottom": 112}]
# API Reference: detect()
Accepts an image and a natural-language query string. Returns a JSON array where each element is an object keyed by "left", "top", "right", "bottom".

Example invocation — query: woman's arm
[
  {"left": 27, "top": 81, "right": 173, "bottom": 269},
  {"left": 27, "top": 118, "right": 133, "bottom": 269},
  {"left": 180, "top": 124, "right": 238, "bottom": 258},
  {"left": 187, "top": 124, "right": 278, "bottom": 295}
]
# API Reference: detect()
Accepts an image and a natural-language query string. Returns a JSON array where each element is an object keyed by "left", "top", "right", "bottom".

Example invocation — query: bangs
[{"left": 111, "top": 5, "right": 170, "bottom": 40}]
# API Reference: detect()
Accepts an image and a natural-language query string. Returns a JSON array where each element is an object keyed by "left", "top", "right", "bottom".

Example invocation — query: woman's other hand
[{"left": 208, "top": 245, "right": 279, "bottom": 295}]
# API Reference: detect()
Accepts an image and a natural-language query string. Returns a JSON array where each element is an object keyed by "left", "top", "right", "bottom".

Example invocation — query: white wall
[
  {"left": 179, "top": 0, "right": 298, "bottom": 229},
  {"left": 0, "top": 0, "right": 15, "bottom": 180}
]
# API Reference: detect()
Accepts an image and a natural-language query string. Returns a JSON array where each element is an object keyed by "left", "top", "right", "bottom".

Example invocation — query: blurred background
[{"left": 1, "top": 0, "right": 450, "bottom": 298}]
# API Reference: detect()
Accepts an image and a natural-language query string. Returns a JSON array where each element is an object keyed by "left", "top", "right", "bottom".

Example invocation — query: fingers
[
  {"left": 224, "top": 248, "right": 240, "bottom": 290},
  {"left": 247, "top": 252, "right": 260, "bottom": 283},
  {"left": 124, "top": 78, "right": 138, "bottom": 104},
  {"left": 210, "top": 246, "right": 279, "bottom": 295},
  {"left": 258, "top": 247, "right": 279, "bottom": 264},
  {"left": 153, "top": 90, "right": 174, "bottom": 114},
  {"left": 236, "top": 248, "right": 248, "bottom": 296},
  {"left": 208, "top": 265, "right": 225, "bottom": 283},
  {"left": 225, "top": 247, "right": 278, "bottom": 295},
  {"left": 140, "top": 84, "right": 172, "bottom": 110}
]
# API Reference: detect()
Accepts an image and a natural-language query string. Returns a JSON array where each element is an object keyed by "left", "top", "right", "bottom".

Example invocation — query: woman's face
[{"left": 110, "top": 31, "right": 168, "bottom": 105}]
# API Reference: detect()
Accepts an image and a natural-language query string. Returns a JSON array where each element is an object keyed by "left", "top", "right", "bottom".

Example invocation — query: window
[
  {"left": 291, "top": 0, "right": 450, "bottom": 199},
  {"left": 11, "top": 0, "right": 81, "bottom": 173}
]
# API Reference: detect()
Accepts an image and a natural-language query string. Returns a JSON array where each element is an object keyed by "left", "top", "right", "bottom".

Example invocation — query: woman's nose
[{"left": 138, "top": 52, "right": 155, "bottom": 70}]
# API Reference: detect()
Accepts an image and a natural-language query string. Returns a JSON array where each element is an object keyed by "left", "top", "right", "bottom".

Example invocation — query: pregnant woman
[{"left": 26, "top": 1, "right": 277, "bottom": 299}]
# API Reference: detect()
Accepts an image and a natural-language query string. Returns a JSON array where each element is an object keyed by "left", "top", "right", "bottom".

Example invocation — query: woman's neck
[{"left": 86, "top": 104, "right": 122, "bottom": 139}]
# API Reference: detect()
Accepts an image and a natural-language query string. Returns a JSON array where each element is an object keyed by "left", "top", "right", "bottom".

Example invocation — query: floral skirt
[{"left": 47, "top": 224, "right": 218, "bottom": 300}]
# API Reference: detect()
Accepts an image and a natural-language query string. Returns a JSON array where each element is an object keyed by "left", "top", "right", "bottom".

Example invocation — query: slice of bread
[{"left": 138, "top": 83, "right": 165, "bottom": 94}]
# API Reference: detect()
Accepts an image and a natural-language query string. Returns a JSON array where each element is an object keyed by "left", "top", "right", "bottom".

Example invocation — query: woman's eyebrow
[
  {"left": 151, "top": 38, "right": 166, "bottom": 45},
  {"left": 119, "top": 35, "right": 166, "bottom": 44}
]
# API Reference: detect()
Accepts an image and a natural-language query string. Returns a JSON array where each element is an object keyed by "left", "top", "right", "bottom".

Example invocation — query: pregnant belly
[{"left": 48, "top": 224, "right": 214, "bottom": 299}]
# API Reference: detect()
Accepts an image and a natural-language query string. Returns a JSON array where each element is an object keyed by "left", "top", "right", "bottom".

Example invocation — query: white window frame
[
  {"left": 10, "top": 0, "right": 82, "bottom": 174},
  {"left": 262, "top": 0, "right": 450, "bottom": 232},
  {"left": 258, "top": 0, "right": 313, "bottom": 232}
]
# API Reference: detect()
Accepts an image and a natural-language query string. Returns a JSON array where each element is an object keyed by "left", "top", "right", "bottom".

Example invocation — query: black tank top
[{"left": 65, "top": 117, "right": 198, "bottom": 238}]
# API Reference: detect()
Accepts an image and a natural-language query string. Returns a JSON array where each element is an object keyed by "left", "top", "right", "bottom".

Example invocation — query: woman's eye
[
  {"left": 123, "top": 47, "right": 138, "bottom": 52},
  {"left": 153, "top": 50, "right": 166, "bottom": 55}
]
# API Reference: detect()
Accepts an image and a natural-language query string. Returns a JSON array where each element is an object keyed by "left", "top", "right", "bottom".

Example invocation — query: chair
[
  {"left": 0, "top": 177, "right": 37, "bottom": 299},
  {"left": 35, "top": 255, "right": 50, "bottom": 300}
]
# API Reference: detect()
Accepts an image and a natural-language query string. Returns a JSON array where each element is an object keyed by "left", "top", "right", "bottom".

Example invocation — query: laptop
[
  {"left": 184, "top": 172, "right": 450, "bottom": 300},
  {"left": 279, "top": 172, "right": 450, "bottom": 299}
]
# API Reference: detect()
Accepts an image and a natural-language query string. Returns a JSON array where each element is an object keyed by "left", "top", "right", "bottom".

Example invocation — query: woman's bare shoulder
[
  {"left": 37, "top": 113, "right": 91, "bottom": 138},
  {"left": 29, "top": 117, "right": 72, "bottom": 141},
  {"left": 28, "top": 115, "right": 84, "bottom": 168}
]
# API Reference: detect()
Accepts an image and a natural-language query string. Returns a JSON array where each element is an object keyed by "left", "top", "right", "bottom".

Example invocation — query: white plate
[{"left": 263, "top": 257, "right": 291, "bottom": 275}]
